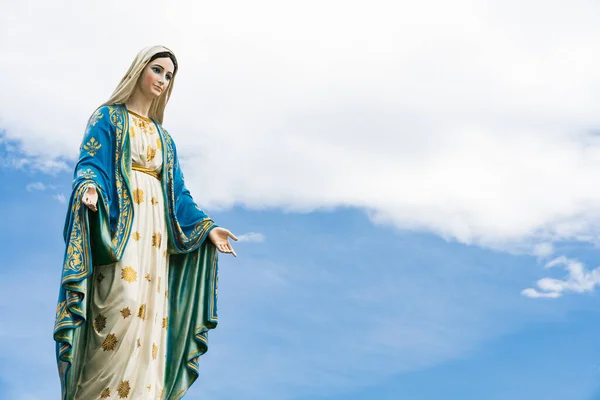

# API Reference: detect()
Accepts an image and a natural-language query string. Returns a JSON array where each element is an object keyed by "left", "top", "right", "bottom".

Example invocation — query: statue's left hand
[{"left": 209, "top": 227, "right": 238, "bottom": 257}]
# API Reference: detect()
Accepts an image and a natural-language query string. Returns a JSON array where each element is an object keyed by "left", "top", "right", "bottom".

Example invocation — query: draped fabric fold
[{"left": 54, "top": 104, "right": 219, "bottom": 400}]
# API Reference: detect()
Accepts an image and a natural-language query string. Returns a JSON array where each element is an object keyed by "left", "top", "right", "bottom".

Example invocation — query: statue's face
[{"left": 138, "top": 57, "right": 175, "bottom": 99}]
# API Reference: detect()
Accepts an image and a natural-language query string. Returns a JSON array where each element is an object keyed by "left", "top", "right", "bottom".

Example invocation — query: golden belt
[{"left": 131, "top": 164, "right": 161, "bottom": 180}]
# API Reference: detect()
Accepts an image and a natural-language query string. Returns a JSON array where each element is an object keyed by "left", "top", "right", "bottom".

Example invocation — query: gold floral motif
[
  {"left": 156, "top": 137, "right": 162, "bottom": 150},
  {"left": 108, "top": 106, "right": 133, "bottom": 259},
  {"left": 151, "top": 196, "right": 159, "bottom": 206},
  {"left": 138, "top": 304, "right": 146, "bottom": 320},
  {"left": 152, "top": 343, "right": 158, "bottom": 360},
  {"left": 78, "top": 168, "right": 97, "bottom": 180},
  {"left": 83, "top": 137, "right": 102, "bottom": 156},
  {"left": 145, "top": 273, "right": 152, "bottom": 282},
  {"left": 163, "top": 250, "right": 167, "bottom": 258},
  {"left": 101, "top": 333, "right": 118, "bottom": 351},
  {"left": 162, "top": 317, "right": 168, "bottom": 329},
  {"left": 136, "top": 338, "right": 141, "bottom": 348},
  {"left": 152, "top": 233, "right": 162, "bottom": 248},
  {"left": 165, "top": 290, "right": 168, "bottom": 298},
  {"left": 147, "top": 384, "right": 152, "bottom": 391},
  {"left": 97, "top": 272, "right": 105, "bottom": 283},
  {"left": 121, "top": 266, "right": 137, "bottom": 283},
  {"left": 94, "top": 314, "right": 107, "bottom": 333},
  {"left": 120, "top": 307, "right": 131, "bottom": 319},
  {"left": 100, "top": 387, "right": 111, "bottom": 399},
  {"left": 147, "top": 145, "right": 157, "bottom": 162},
  {"left": 133, "top": 189, "right": 144, "bottom": 204},
  {"left": 132, "top": 231, "right": 141, "bottom": 241},
  {"left": 117, "top": 380, "right": 131, "bottom": 398},
  {"left": 89, "top": 109, "right": 103, "bottom": 127},
  {"left": 66, "top": 243, "right": 82, "bottom": 271},
  {"left": 130, "top": 125, "right": 136, "bottom": 138},
  {"left": 134, "top": 117, "right": 150, "bottom": 132}
]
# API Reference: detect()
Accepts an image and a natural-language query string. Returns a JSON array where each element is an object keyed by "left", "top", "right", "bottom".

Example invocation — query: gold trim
[
  {"left": 131, "top": 164, "right": 161, "bottom": 180},
  {"left": 128, "top": 109, "right": 152, "bottom": 121}
]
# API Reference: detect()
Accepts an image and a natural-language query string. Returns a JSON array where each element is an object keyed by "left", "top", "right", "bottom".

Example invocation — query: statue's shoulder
[
  {"left": 158, "top": 123, "right": 174, "bottom": 142},
  {"left": 88, "top": 105, "right": 122, "bottom": 124}
]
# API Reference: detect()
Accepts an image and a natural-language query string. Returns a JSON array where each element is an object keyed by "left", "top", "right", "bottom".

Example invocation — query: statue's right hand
[{"left": 82, "top": 185, "right": 98, "bottom": 212}]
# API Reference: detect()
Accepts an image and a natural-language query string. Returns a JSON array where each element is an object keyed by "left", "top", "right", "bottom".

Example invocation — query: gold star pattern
[
  {"left": 138, "top": 304, "right": 146, "bottom": 320},
  {"left": 152, "top": 343, "right": 158, "bottom": 360},
  {"left": 147, "top": 145, "right": 157, "bottom": 162},
  {"left": 132, "top": 231, "right": 141, "bottom": 241},
  {"left": 97, "top": 272, "right": 105, "bottom": 283},
  {"left": 152, "top": 233, "right": 162, "bottom": 248},
  {"left": 117, "top": 380, "right": 131, "bottom": 399},
  {"left": 100, "top": 387, "right": 111, "bottom": 399},
  {"left": 133, "top": 188, "right": 144, "bottom": 204},
  {"left": 120, "top": 307, "right": 132, "bottom": 319},
  {"left": 162, "top": 317, "right": 168, "bottom": 329},
  {"left": 93, "top": 314, "right": 106, "bottom": 333},
  {"left": 101, "top": 333, "right": 118, "bottom": 351},
  {"left": 121, "top": 266, "right": 137, "bottom": 283},
  {"left": 147, "top": 384, "right": 152, "bottom": 391},
  {"left": 151, "top": 196, "right": 159, "bottom": 206}
]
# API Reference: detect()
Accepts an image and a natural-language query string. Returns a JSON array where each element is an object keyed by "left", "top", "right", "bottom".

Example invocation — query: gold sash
[{"left": 131, "top": 164, "right": 161, "bottom": 180}]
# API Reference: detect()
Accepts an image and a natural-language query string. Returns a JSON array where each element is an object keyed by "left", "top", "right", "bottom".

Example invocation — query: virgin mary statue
[{"left": 53, "top": 45, "right": 237, "bottom": 400}]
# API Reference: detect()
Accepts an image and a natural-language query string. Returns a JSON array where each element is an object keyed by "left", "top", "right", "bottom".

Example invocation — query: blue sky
[
  {"left": 2, "top": 140, "right": 600, "bottom": 399},
  {"left": 4, "top": 1, "right": 600, "bottom": 399}
]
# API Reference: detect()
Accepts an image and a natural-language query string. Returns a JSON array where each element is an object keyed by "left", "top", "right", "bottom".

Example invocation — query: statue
[{"left": 53, "top": 45, "right": 237, "bottom": 399}]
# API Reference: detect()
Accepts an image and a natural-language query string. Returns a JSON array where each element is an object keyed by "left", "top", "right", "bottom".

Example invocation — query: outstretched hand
[
  {"left": 208, "top": 227, "right": 238, "bottom": 257},
  {"left": 82, "top": 185, "right": 98, "bottom": 212}
]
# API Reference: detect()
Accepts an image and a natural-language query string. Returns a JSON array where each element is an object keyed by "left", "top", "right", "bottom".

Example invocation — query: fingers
[
  {"left": 227, "top": 242, "right": 237, "bottom": 257},
  {"left": 228, "top": 232, "right": 239, "bottom": 241},
  {"left": 82, "top": 196, "right": 98, "bottom": 212},
  {"left": 216, "top": 243, "right": 236, "bottom": 257}
]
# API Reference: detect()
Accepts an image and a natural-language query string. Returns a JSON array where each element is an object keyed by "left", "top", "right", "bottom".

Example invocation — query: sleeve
[
  {"left": 63, "top": 106, "right": 115, "bottom": 241},
  {"left": 174, "top": 156, "right": 214, "bottom": 224},
  {"left": 167, "top": 130, "right": 218, "bottom": 253},
  {"left": 72, "top": 106, "right": 115, "bottom": 203}
]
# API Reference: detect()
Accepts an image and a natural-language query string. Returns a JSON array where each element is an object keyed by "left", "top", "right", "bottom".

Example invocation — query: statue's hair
[{"left": 101, "top": 45, "right": 178, "bottom": 124}]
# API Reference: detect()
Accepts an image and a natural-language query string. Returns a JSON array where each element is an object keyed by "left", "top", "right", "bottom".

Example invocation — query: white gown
[{"left": 75, "top": 111, "right": 170, "bottom": 399}]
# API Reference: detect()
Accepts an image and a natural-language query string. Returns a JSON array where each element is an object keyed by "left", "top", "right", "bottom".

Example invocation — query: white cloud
[
  {"left": 520, "top": 288, "right": 562, "bottom": 299},
  {"left": 3, "top": 1, "right": 600, "bottom": 254},
  {"left": 25, "top": 182, "right": 55, "bottom": 192},
  {"left": 532, "top": 242, "right": 555, "bottom": 259},
  {"left": 53, "top": 193, "right": 67, "bottom": 204},
  {"left": 236, "top": 232, "right": 265, "bottom": 242},
  {"left": 522, "top": 256, "right": 600, "bottom": 298},
  {"left": 1, "top": 136, "right": 69, "bottom": 173}
]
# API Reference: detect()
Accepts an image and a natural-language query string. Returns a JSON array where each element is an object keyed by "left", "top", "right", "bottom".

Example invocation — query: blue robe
[{"left": 54, "top": 104, "right": 219, "bottom": 400}]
